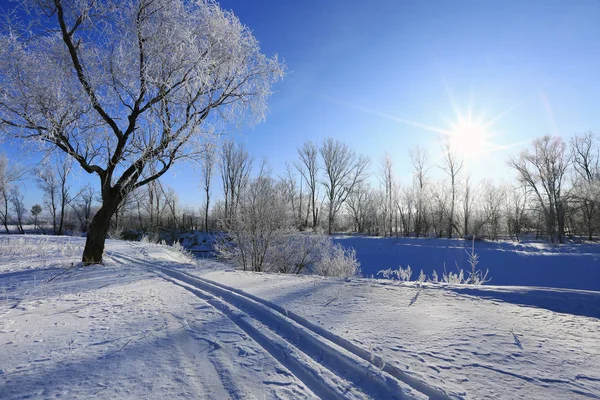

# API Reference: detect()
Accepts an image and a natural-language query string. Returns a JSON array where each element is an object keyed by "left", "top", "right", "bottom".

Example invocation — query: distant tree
[
  {"left": 295, "top": 141, "right": 321, "bottom": 230},
  {"left": 0, "top": 154, "right": 24, "bottom": 233},
  {"left": 320, "top": 138, "right": 370, "bottom": 234},
  {"left": 506, "top": 184, "right": 529, "bottom": 242},
  {"left": 346, "top": 182, "right": 372, "bottom": 233},
  {"left": 0, "top": 0, "right": 284, "bottom": 263},
  {"left": 222, "top": 165, "right": 290, "bottom": 272},
  {"left": 461, "top": 175, "right": 474, "bottom": 237},
  {"left": 30, "top": 204, "right": 42, "bottom": 231},
  {"left": 509, "top": 136, "right": 570, "bottom": 243},
  {"left": 280, "top": 163, "right": 304, "bottom": 228},
  {"left": 380, "top": 153, "right": 395, "bottom": 236},
  {"left": 35, "top": 156, "right": 72, "bottom": 235},
  {"left": 70, "top": 185, "right": 96, "bottom": 232},
  {"left": 9, "top": 187, "right": 26, "bottom": 234},
  {"left": 439, "top": 138, "right": 464, "bottom": 238},
  {"left": 220, "top": 140, "right": 252, "bottom": 226},
  {"left": 199, "top": 141, "right": 217, "bottom": 232},
  {"left": 570, "top": 132, "right": 599, "bottom": 240},
  {"left": 410, "top": 146, "right": 430, "bottom": 237}
]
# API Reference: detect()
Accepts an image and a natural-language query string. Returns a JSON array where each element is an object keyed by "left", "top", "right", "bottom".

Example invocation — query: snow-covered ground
[{"left": 1, "top": 235, "right": 599, "bottom": 399}]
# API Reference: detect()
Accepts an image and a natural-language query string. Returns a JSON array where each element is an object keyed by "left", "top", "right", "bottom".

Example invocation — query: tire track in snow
[{"left": 109, "top": 251, "right": 451, "bottom": 399}]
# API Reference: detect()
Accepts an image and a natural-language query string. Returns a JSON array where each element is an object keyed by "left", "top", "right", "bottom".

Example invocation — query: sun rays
[{"left": 318, "top": 88, "right": 527, "bottom": 170}]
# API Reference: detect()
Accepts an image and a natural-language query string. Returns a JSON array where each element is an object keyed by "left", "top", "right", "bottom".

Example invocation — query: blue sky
[{"left": 4, "top": 0, "right": 600, "bottom": 208}]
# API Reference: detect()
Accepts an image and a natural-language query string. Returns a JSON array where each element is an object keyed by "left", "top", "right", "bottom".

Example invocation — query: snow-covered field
[
  {"left": 334, "top": 236, "right": 600, "bottom": 291},
  {"left": 1, "top": 235, "right": 599, "bottom": 399}
]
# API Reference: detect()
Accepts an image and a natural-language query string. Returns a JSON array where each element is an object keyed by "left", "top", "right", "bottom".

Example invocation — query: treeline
[
  {"left": 0, "top": 133, "right": 598, "bottom": 244},
  {"left": 203, "top": 133, "right": 599, "bottom": 244}
]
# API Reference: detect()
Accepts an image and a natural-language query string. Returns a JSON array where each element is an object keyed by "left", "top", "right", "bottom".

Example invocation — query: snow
[
  {"left": 1, "top": 235, "right": 599, "bottom": 399},
  {"left": 333, "top": 236, "right": 600, "bottom": 291}
]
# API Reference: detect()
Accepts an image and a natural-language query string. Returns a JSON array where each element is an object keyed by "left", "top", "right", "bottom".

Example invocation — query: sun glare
[{"left": 447, "top": 119, "right": 489, "bottom": 159}]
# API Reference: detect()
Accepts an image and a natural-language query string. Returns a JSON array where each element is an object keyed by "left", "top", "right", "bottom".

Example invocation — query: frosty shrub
[
  {"left": 217, "top": 229, "right": 361, "bottom": 278},
  {"left": 376, "top": 240, "right": 490, "bottom": 285},
  {"left": 417, "top": 269, "right": 427, "bottom": 284},
  {"left": 216, "top": 170, "right": 360, "bottom": 278},
  {"left": 311, "top": 242, "right": 361, "bottom": 278},
  {"left": 465, "top": 237, "right": 490, "bottom": 285},
  {"left": 377, "top": 265, "right": 412, "bottom": 281},
  {"left": 170, "top": 241, "right": 193, "bottom": 259},
  {"left": 442, "top": 266, "right": 466, "bottom": 284}
]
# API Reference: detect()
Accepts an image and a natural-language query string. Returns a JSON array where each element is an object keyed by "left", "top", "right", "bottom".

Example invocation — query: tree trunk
[{"left": 82, "top": 195, "right": 121, "bottom": 265}]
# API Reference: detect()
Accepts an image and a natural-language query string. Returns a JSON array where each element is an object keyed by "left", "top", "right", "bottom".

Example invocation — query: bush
[{"left": 216, "top": 230, "right": 361, "bottom": 278}]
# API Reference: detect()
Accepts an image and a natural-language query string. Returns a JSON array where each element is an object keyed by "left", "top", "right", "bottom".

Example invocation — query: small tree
[
  {"left": 199, "top": 140, "right": 217, "bottom": 232},
  {"left": 31, "top": 204, "right": 42, "bottom": 231},
  {"left": 0, "top": 0, "right": 284, "bottom": 263}
]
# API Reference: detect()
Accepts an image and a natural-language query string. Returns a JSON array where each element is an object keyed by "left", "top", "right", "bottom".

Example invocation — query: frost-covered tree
[
  {"left": 9, "top": 187, "right": 26, "bottom": 234},
  {"left": 509, "top": 136, "right": 570, "bottom": 243},
  {"left": 220, "top": 140, "right": 252, "bottom": 226},
  {"left": 35, "top": 156, "right": 72, "bottom": 235},
  {"left": 320, "top": 138, "right": 370, "bottom": 234},
  {"left": 30, "top": 204, "right": 42, "bottom": 231},
  {"left": 0, "top": 154, "right": 24, "bottom": 233},
  {"left": 410, "top": 146, "right": 430, "bottom": 237},
  {"left": 570, "top": 132, "right": 599, "bottom": 240},
  {"left": 0, "top": 0, "right": 284, "bottom": 263},
  {"left": 70, "top": 185, "right": 96, "bottom": 232},
  {"left": 295, "top": 141, "right": 321, "bottom": 230},
  {"left": 199, "top": 140, "right": 217, "bottom": 232},
  {"left": 380, "top": 153, "right": 395, "bottom": 237},
  {"left": 439, "top": 138, "right": 464, "bottom": 238}
]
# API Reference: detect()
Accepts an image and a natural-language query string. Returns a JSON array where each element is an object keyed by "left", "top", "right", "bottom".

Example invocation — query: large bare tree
[
  {"left": 320, "top": 138, "right": 370, "bottom": 234},
  {"left": 570, "top": 132, "right": 599, "bottom": 240},
  {"left": 509, "top": 136, "right": 570, "bottom": 243},
  {"left": 0, "top": 0, "right": 284, "bottom": 263}
]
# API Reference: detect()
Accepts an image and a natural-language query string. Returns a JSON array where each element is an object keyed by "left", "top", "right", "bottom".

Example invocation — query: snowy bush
[
  {"left": 417, "top": 269, "right": 427, "bottom": 284},
  {"left": 442, "top": 265, "right": 466, "bottom": 284},
  {"left": 464, "top": 237, "right": 490, "bottom": 285},
  {"left": 377, "top": 265, "right": 412, "bottom": 281},
  {"left": 170, "top": 241, "right": 194, "bottom": 261},
  {"left": 217, "top": 229, "right": 361, "bottom": 278},
  {"left": 311, "top": 242, "right": 360, "bottom": 278},
  {"left": 376, "top": 239, "right": 490, "bottom": 285},
  {"left": 215, "top": 173, "right": 360, "bottom": 278}
]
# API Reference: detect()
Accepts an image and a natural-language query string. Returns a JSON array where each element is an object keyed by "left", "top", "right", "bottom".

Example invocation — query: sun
[{"left": 447, "top": 118, "right": 490, "bottom": 159}]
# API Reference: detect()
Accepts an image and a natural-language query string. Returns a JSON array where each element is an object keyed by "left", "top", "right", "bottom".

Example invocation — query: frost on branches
[
  {"left": 0, "top": 0, "right": 284, "bottom": 264},
  {"left": 214, "top": 172, "right": 360, "bottom": 278}
]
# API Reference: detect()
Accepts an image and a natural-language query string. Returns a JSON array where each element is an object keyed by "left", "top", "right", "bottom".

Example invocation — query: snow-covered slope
[{"left": 1, "top": 236, "right": 599, "bottom": 399}]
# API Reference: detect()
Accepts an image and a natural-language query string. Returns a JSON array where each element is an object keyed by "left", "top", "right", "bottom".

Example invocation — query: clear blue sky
[{"left": 4, "top": 0, "right": 600, "bottom": 208}]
